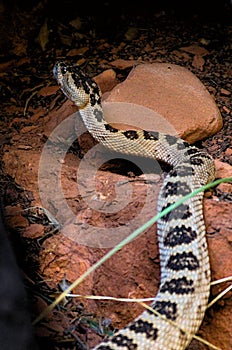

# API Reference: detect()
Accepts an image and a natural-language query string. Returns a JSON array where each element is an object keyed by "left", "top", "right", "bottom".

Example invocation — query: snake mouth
[
  {"left": 53, "top": 65, "right": 59, "bottom": 81},
  {"left": 53, "top": 61, "right": 66, "bottom": 83},
  {"left": 53, "top": 62, "right": 75, "bottom": 102}
]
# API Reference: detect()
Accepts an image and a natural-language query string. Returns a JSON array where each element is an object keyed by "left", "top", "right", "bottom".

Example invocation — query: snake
[{"left": 53, "top": 61, "right": 215, "bottom": 350}]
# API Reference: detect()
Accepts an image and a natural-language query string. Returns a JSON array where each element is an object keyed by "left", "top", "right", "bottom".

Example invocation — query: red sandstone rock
[
  {"left": 94, "top": 69, "right": 118, "bottom": 94},
  {"left": 103, "top": 63, "right": 223, "bottom": 143}
]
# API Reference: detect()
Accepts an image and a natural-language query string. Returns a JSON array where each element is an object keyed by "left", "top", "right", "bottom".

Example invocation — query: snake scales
[{"left": 53, "top": 61, "right": 215, "bottom": 350}]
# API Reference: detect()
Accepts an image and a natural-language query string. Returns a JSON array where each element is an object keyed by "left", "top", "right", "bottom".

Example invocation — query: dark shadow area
[{"left": 0, "top": 205, "right": 39, "bottom": 350}]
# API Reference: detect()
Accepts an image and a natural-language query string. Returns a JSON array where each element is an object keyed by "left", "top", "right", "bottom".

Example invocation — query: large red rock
[{"left": 102, "top": 63, "right": 223, "bottom": 143}]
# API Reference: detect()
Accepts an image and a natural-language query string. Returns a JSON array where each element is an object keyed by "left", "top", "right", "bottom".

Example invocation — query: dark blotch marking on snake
[
  {"left": 82, "top": 79, "right": 91, "bottom": 95},
  {"left": 185, "top": 148, "right": 200, "bottom": 156},
  {"left": 151, "top": 300, "right": 178, "bottom": 321},
  {"left": 105, "top": 124, "right": 119, "bottom": 133},
  {"left": 123, "top": 130, "right": 139, "bottom": 140},
  {"left": 160, "top": 277, "right": 195, "bottom": 294},
  {"left": 177, "top": 141, "right": 190, "bottom": 150},
  {"left": 165, "top": 135, "right": 178, "bottom": 146},
  {"left": 143, "top": 130, "right": 159, "bottom": 140},
  {"left": 161, "top": 203, "right": 192, "bottom": 221},
  {"left": 129, "top": 320, "right": 158, "bottom": 340},
  {"left": 167, "top": 252, "right": 199, "bottom": 271},
  {"left": 90, "top": 93, "right": 99, "bottom": 106},
  {"left": 163, "top": 225, "right": 197, "bottom": 247},
  {"left": 169, "top": 165, "right": 195, "bottom": 177},
  {"left": 161, "top": 181, "right": 191, "bottom": 198},
  {"left": 93, "top": 108, "right": 104, "bottom": 122},
  {"left": 111, "top": 334, "right": 137, "bottom": 349},
  {"left": 189, "top": 157, "right": 203, "bottom": 166}
]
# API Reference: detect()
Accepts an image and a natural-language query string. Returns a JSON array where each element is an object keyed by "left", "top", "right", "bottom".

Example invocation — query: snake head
[{"left": 53, "top": 61, "right": 101, "bottom": 108}]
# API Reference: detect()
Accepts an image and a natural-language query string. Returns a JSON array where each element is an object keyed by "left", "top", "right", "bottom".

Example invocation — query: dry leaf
[{"left": 36, "top": 19, "right": 49, "bottom": 51}]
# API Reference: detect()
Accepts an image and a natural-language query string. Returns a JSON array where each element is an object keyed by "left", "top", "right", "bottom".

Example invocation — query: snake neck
[{"left": 78, "top": 102, "right": 116, "bottom": 137}]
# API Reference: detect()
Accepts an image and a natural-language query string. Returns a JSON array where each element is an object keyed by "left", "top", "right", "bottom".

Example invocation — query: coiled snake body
[{"left": 53, "top": 62, "right": 215, "bottom": 350}]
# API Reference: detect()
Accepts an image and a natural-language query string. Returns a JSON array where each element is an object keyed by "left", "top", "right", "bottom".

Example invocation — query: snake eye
[{"left": 60, "top": 63, "right": 67, "bottom": 74}]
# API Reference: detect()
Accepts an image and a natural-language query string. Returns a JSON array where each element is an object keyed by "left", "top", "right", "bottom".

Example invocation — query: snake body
[{"left": 53, "top": 62, "right": 215, "bottom": 350}]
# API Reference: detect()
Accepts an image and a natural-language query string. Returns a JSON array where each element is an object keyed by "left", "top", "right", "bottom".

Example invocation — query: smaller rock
[
  {"left": 217, "top": 182, "right": 232, "bottom": 195},
  {"left": 5, "top": 205, "right": 29, "bottom": 229},
  {"left": 192, "top": 55, "right": 205, "bottom": 71},
  {"left": 94, "top": 69, "right": 118, "bottom": 94},
  {"left": 214, "top": 159, "right": 232, "bottom": 179},
  {"left": 109, "top": 59, "right": 142, "bottom": 70},
  {"left": 22, "top": 223, "right": 45, "bottom": 239},
  {"left": 179, "top": 44, "right": 209, "bottom": 56},
  {"left": 220, "top": 88, "right": 231, "bottom": 96},
  {"left": 38, "top": 85, "right": 59, "bottom": 97}
]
